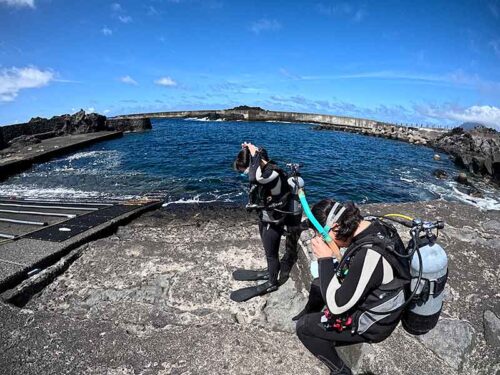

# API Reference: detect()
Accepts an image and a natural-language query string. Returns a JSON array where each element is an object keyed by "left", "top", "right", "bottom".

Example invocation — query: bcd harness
[{"left": 320, "top": 218, "right": 447, "bottom": 338}]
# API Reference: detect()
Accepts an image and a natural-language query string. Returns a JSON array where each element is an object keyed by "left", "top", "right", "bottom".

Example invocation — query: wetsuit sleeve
[
  {"left": 320, "top": 247, "right": 384, "bottom": 315},
  {"left": 248, "top": 151, "right": 279, "bottom": 185},
  {"left": 318, "top": 257, "right": 338, "bottom": 292}
]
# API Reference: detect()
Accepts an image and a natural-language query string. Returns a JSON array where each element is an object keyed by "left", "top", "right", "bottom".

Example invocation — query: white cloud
[
  {"left": 101, "top": 27, "right": 112, "bottom": 36},
  {"left": 155, "top": 76, "right": 177, "bottom": 87},
  {"left": 0, "top": 0, "right": 34, "bottom": 8},
  {"left": 316, "top": 2, "right": 367, "bottom": 22},
  {"left": 120, "top": 75, "right": 138, "bottom": 85},
  {"left": 0, "top": 66, "right": 54, "bottom": 102},
  {"left": 86, "top": 107, "right": 95, "bottom": 113},
  {"left": 442, "top": 105, "right": 500, "bottom": 129},
  {"left": 250, "top": 19, "right": 281, "bottom": 34},
  {"left": 489, "top": 39, "right": 500, "bottom": 58},
  {"left": 111, "top": 2, "right": 122, "bottom": 12},
  {"left": 488, "top": 1, "right": 499, "bottom": 18},
  {"left": 118, "top": 15, "right": 132, "bottom": 23},
  {"left": 147, "top": 5, "right": 159, "bottom": 15}
]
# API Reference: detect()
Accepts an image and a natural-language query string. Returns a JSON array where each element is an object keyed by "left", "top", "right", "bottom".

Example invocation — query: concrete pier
[{"left": 0, "top": 131, "right": 123, "bottom": 181}]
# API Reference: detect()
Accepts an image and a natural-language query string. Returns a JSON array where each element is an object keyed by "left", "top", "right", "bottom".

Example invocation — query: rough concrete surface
[
  {"left": 0, "top": 206, "right": 320, "bottom": 375},
  {"left": 0, "top": 201, "right": 498, "bottom": 374}
]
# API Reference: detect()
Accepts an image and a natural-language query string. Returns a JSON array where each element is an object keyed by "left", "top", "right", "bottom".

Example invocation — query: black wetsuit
[
  {"left": 296, "top": 221, "right": 404, "bottom": 374},
  {"left": 248, "top": 151, "right": 300, "bottom": 285}
]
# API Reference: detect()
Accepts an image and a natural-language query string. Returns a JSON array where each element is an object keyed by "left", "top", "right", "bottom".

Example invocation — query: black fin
[
  {"left": 232, "top": 268, "right": 269, "bottom": 281},
  {"left": 230, "top": 282, "right": 278, "bottom": 302}
]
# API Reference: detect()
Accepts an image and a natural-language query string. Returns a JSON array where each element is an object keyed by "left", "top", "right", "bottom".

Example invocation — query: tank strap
[{"left": 430, "top": 269, "right": 448, "bottom": 296}]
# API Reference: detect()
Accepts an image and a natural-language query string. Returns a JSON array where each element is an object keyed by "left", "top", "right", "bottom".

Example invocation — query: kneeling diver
[{"left": 296, "top": 199, "right": 410, "bottom": 375}]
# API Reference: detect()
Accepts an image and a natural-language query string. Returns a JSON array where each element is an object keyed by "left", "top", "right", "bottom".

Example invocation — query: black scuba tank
[{"left": 402, "top": 236, "right": 448, "bottom": 335}]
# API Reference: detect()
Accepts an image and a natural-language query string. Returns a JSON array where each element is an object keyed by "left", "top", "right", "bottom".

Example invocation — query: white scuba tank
[
  {"left": 402, "top": 240, "right": 448, "bottom": 335},
  {"left": 287, "top": 176, "right": 304, "bottom": 214}
]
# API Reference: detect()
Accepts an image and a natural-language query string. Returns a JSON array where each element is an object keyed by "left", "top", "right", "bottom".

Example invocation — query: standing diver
[
  {"left": 296, "top": 199, "right": 411, "bottom": 375},
  {"left": 230, "top": 142, "right": 301, "bottom": 302}
]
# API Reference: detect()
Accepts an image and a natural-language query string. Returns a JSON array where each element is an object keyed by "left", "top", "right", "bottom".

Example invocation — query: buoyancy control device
[
  {"left": 300, "top": 200, "right": 449, "bottom": 337},
  {"left": 359, "top": 215, "right": 449, "bottom": 336}
]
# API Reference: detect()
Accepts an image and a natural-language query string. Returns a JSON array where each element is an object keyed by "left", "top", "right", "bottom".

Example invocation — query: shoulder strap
[{"left": 339, "top": 229, "right": 409, "bottom": 281}]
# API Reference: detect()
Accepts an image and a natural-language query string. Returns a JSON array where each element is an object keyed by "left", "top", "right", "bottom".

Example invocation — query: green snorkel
[{"left": 298, "top": 189, "right": 333, "bottom": 242}]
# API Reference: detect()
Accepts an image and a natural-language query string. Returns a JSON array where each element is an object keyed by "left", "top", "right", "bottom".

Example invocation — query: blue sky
[{"left": 1, "top": 0, "right": 499, "bottom": 128}]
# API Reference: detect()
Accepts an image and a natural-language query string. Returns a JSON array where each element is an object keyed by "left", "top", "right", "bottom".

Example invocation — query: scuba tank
[
  {"left": 402, "top": 227, "right": 448, "bottom": 335},
  {"left": 287, "top": 174, "right": 304, "bottom": 215}
]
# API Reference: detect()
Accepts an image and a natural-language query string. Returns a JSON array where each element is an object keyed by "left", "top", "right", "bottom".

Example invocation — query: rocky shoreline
[
  {"left": 0, "top": 110, "right": 151, "bottom": 153},
  {"left": 0, "top": 201, "right": 498, "bottom": 374},
  {"left": 432, "top": 126, "right": 500, "bottom": 185}
]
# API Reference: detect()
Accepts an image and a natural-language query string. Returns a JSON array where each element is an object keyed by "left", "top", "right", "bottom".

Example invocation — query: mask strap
[{"left": 325, "top": 202, "right": 346, "bottom": 231}]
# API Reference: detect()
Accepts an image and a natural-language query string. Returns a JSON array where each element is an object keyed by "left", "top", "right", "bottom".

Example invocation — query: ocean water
[{"left": 1, "top": 119, "right": 499, "bottom": 210}]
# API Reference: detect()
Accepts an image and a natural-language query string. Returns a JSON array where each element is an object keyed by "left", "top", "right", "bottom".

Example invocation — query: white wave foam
[
  {"left": 65, "top": 150, "right": 119, "bottom": 161},
  {"left": 0, "top": 185, "right": 136, "bottom": 200},
  {"left": 161, "top": 192, "right": 241, "bottom": 207},
  {"left": 398, "top": 169, "right": 500, "bottom": 211},
  {"left": 450, "top": 187, "right": 500, "bottom": 211},
  {"left": 184, "top": 117, "right": 210, "bottom": 122},
  {"left": 400, "top": 177, "right": 416, "bottom": 183}
]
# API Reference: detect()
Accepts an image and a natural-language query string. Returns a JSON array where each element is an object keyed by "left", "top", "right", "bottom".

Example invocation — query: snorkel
[
  {"left": 298, "top": 189, "right": 346, "bottom": 247},
  {"left": 298, "top": 189, "right": 332, "bottom": 242}
]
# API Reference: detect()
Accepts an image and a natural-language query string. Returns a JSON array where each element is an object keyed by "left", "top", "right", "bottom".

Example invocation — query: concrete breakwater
[{"left": 112, "top": 107, "right": 446, "bottom": 146}]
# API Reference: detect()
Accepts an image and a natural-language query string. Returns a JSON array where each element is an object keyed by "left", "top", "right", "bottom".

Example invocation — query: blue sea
[{"left": 1, "top": 119, "right": 499, "bottom": 209}]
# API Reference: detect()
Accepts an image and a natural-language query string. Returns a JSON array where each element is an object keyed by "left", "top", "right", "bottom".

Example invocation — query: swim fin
[
  {"left": 230, "top": 281, "right": 278, "bottom": 302},
  {"left": 232, "top": 268, "right": 269, "bottom": 281}
]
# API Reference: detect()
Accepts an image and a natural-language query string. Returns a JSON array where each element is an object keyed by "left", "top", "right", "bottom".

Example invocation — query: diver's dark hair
[
  {"left": 310, "top": 199, "right": 362, "bottom": 241},
  {"left": 233, "top": 146, "right": 270, "bottom": 171},
  {"left": 233, "top": 147, "right": 251, "bottom": 171}
]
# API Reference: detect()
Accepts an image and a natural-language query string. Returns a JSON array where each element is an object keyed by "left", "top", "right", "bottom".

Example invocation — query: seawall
[{"left": 112, "top": 109, "right": 446, "bottom": 146}]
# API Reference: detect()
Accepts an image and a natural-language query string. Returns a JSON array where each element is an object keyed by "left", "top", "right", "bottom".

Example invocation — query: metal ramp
[{"left": 0, "top": 197, "right": 163, "bottom": 293}]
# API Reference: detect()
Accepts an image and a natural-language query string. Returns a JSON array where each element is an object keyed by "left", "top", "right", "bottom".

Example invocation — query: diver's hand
[
  {"left": 311, "top": 236, "right": 342, "bottom": 261},
  {"left": 242, "top": 142, "right": 258, "bottom": 156}
]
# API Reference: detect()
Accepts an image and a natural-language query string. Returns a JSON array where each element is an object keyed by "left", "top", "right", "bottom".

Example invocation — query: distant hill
[
  {"left": 229, "top": 105, "right": 265, "bottom": 111},
  {"left": 460, "top": 122, "right": 487, "bottom": 130}
]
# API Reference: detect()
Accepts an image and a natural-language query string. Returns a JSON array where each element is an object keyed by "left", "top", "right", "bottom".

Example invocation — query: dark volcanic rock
[
  {"left": 456, "top": 172, "right": 469, "bottom": 185},
  {"left": 106, "top": 117, "right": 152, "bottom": 132},
  {"left": 7, "top": 134, "right": 41, "bottom": 148},
  {"left": 432, "top": 126, "right": 500, "bottom": 184},
  {"left": 433, "top": 169, "right": 448, "bottom": 179},
  {"left": 230, "top": 105, "right": 264, "bottom": 111}
]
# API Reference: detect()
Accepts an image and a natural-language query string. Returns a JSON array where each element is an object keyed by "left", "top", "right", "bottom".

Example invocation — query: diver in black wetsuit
[
  {"left": 296, "top": 199, "right": 408, "bottom": 375},
  {"left": 231, "top": 142, "right": 300, "bottom": 301}
]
